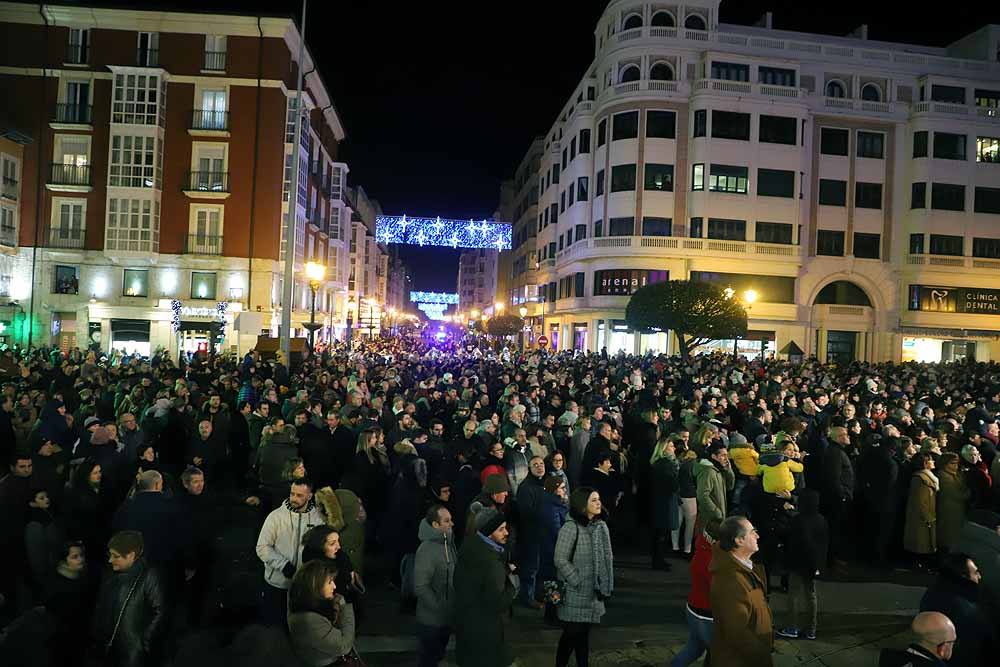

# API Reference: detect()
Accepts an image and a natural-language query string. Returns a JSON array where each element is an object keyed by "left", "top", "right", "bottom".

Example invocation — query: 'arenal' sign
[{"left": 909, "top": 285, "right": 1000, "bottom": 315}]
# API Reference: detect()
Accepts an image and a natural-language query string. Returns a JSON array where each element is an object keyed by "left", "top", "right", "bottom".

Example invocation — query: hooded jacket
[
  {"left": 694, "top": 457, "right": 735, "bottom": 539},
  {"left": 317, "top": 487, "right": 367, "bottom": 576},
  {"left": 729, "top": 440, "right": 760, "bottom": 477},
  {"left": 413, "top": 518, "right": 457, "bottom": 627},
  {"left": 757, "top": 452, "right": 804, "bottom": 495},
  {"left": 709, "top": 543, "right": 773, "bottom": 667},
  {"left": 255, "top": 499, "right": 326, "bottom": 589}
]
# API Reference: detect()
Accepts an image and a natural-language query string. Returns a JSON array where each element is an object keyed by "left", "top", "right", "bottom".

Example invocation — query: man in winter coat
[
  {"left": 514, "top": 455, "right": 547, "bottom": 607},
  {"left": 956, "top": 511, "right": 1000, "bottom": 623},
  {"left": 255, "top": 478, "right": 326, "bottom": 627},
  {"left": 709, "top": 516, "right": 774, "bottom": 667},
  {"left": 776, "top": 488, "right": 828, "bottom": 640},
  {"left": 414, "top": 505, "right": 457, "bottom": 667},
  {"left": 112, "top": 470, "right": 186, "bottom": 576},
  {"left": 453, "top": 509, "right": 516, "bottom": 667},
  {"left": 694, "top": 441, "right": 735, "bottom": 539},
  {"left": 821, "top": 426, "right": 855, "bottom": 566},
  {"left": 858, "top": 437, "right": 900, "bottom": 564},
  {"left": 878, "top": 611, "right": 956, "bottom": 666},
  {"left": 918, "top": 552, "right": 993, "bottom": 667}
]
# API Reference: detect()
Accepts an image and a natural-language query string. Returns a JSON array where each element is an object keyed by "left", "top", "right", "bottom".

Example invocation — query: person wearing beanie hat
[{"left": 464, "top": 474, "right": 510, "bottom": 538}]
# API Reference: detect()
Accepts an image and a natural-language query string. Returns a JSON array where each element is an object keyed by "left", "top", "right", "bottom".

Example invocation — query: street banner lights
[{"left": 304, "top": 261, "right": 325, "bottom": 355}]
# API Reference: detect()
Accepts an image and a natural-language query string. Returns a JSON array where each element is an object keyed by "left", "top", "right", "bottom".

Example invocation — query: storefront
[
  {"left": 177, "top": 321, "right": 222, "bottom": 354},
  {"left": 901, "top": 336, "right": 978, "bottom": 363},
  {"left": 110, "top": 319, "right": 151, "bottom": 356},
  {"left": 695, "top": 331, "right": 777, "bottom": 360},
  {"left": 904, "top": 285, "right": 1000, "bottom": 362}
]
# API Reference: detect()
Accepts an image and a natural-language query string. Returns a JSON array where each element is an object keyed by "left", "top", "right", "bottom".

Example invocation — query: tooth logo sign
[{"left": 930, "top": 289, "right": 949, "bottom": 309}]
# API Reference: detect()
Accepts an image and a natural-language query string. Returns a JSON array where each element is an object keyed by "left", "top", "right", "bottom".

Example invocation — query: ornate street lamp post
[{"left": 304, "top": 261, "right": 325, "bottom": 355}]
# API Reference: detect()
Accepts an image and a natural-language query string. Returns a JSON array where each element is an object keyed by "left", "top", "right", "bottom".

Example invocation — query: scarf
[
  {"left": 918, "top": 468, "right": 940, "bottom": 492},
  {"left": 590, "top": 519, "right": 614, "bottom": 599}
]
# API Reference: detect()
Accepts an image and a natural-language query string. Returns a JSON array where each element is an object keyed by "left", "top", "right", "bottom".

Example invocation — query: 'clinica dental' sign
[{"left": 909, "top": 285, "right": 1000, "bottom": 315}]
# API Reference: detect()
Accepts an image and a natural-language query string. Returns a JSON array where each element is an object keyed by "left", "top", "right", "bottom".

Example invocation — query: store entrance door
[{"left": 826, "top": 330, "right": 857, "bottom": 365}]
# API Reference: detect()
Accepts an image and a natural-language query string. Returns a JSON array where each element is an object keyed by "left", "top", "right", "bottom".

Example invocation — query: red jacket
[{"left": 687, "top": 532, "right": 714, "bottom": 614}]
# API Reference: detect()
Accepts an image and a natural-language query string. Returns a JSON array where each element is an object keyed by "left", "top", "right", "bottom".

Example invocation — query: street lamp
[
  {"left": 495, "top": 302, "right": 505, "bottom": 313},
  {"left": 518, "top": 306, "right": 528, "bottom": 352},
  {"left": 346, "top": 297, "right": 356, "bottom": 344},
  {"left": 304, "top": 261, "right": 325, "bottom": 355},
  {"left": 743, "top": 289, "right": 759, "bottom": 358}
]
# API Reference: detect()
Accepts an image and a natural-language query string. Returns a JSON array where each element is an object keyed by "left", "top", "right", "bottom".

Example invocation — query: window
[
  {"left": 122, "top": 269, "right": 150, "bottom": 297},
  {"left": 825, "top": 80, "right": 846, "bottom": 98},
  {"left": 570, "top": 138, "right": 577, "bottom": 161},
  {"left": 642, "top": 217, "right": 672, "bottom": 236},
  {"left": 820, "top": 128, "right": 849, "bottom": 156},
  {"left": 684, "top": 14, "right": 706, "bottom": 30},
  {"left": 911, "top": 182, "right": 926, "bottom": 209},
  {"left": 67, "top": 28, "right": 89, "bottom": 64},
  {"left": 818, "top": 179, "right": 847, "bottom": 206},
  {"left": 560, "top": 191, "right": 565, "bottom": 213},
  {"left": 817, "top": 230, "right": 845, "bottom": 256},
  {"left": 51, "top": 200, "right": 85, "bottom": 243},
  {"left": 855, "top": 182, "right": 883, "bottom": 209},
  {"left": 552, "top": 164, "right": 560, "bottom": 184},
  {"left": 913, "top": 131, "right": 928, "bottom": 158},
  {"left": 595, "top": 169, "right": 605, "bottom": 197},
  {"left": 708, "top": 164, "right": 748, "bottom": 194},
  {"left": 550, "top": 203, "right": 558, "bottom": 225},
  {"left": 649, "top": 62, "right": 674, "bottom": 81},
  {"left": 759, "top": 115, "right": 797, "bottom": 145},
  {"left": 857, "top": 131, "right": 884, "bottom": 159},
  {"left": 646, "top": 110, "right": 676, "bottom": 138},
  {"left": 975, "top": 89, "right": 1000, "bottom": 108},
  {"left": 929, "top": 234, "right": 963, "bottom": 256},
  {"left": 137, "top": 32, "right": 159, "bottom": 67},
  {"left": 608, "top": 217, "right": 634, "bottom": 236},
  {"left": 577, "top": 177, "right": 589, "bottom": 201},
  {"left": 711, "top": 61, "right": 749, "bottom": 82},
  {"left": 689, "top": 217, "right": 703, "bottom": 238},
  {"left": 191, "top": 144, "right": 226, "bottom": 191},
  {"left": 612, "top": 111, "right": 639, "bottom": 140},
  {"left": 711, "top": 111, "right": 751, "bottom": 140},
  {"left": 561, "top": 148, "right": 567, "bottom": 170},
  {"left": 757, "top": 169, "right": 794, "bottom": 198},
  {"left": 909, "top": 233, "right": 924, "bottom": 254},
  {"left": 854, "top": 233, "right": 881, "bottom": 259},
  {"left": 977, "top": 136, "right": 1000, "bottom": 163},
  {"left": 54, "top": 265, "right": 79, "bottom": 295},
  {"left": 931, "top": 183, "right": 965, "bottom": 211},
  {"left": 930, "top": 84, "right": 965, "bottom": 104},
  {"left": 0, "top": 205, "right": 15, "bottom": 245},
  {"left": 109, "top": 135, "right": 156, "bottom": 188},
  {"left": 755, "top": 221, "right": 793, "bottom": 245},
  {"left": 55, "top": 135, "right": 90, "bottom": 174},
  {"left": 860, "top": 83, "right": 882, "bottom": 102},
  {"left": 651, "top": 11, "right": 675, "bottom": 27},
  {"left": 759, "top": 66, "right": 796, "bottom": 87},
  {"left": 575, "top": 223, "right": 587, "bottom": 242},
  {"left": 197, "top": 89, "right": 227, "bottom": 130},
  {"left": 934, "top": 132, "right": 967, "bottom": 161},
  {"left": 204, "top": 35, "right": 227, "bottom": 71},
  {"left": 693, "top": 110, "right": 707, "bottom": 137},
  {"left": 190, "top": 206, "right": 222, "bottom": 252},
  {"left": 975, "top": 186, "right": 1000, "bottom": 214},
  {"left": 644, "top": 163, "right": 674, "bottom": 191},
  {"left": 112, "top": 73, "right": 161, "bottom": 125},
  {"left": 106, "top": 198, "right": 159, "bottom": 252},
  {"left": 597, "top": 119, "right": 607, "bottom": 146},
  {"left": 579, "top": 129, "right": 591, "bottom": 153},
  {"left": 191, "top": 272, "right": 217, "bottom": 299},
  {"left": 691, "top": 163, "right": 704, "bottom": 191},
  {"left": 707, "top": 218, "right": 746, "bottom": 241},
  {"left": 593, "top": 219, "right": 603, "bottom": 238},
  {"left": 610, "top": 164, "right": 637, "bottom": 192},
  {"left": 973, "top": 237, "right": 1000, "bottom": 258},
  {"left": 575, "top": 272, "right": 585, "bottom": 297}
]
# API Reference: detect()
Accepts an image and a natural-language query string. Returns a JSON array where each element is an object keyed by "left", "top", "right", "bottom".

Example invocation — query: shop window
[
  {"left": 929, "top": 234, "right": 963, "bottom": 256},
  {"left": 853, "top": 233, "right": 881, "bottom": 259},
  {"left": 820, "top": 128, "right": 849, "bottom": 156},
  {"left": 931, "top": 183, "right": 965, "bottom": 211},
  {"left": 818, "top": 179, "right": 847, "bottom": 206},
  {"left": 755, "top": 222, "right": 792, "bottom": 245},
  {"left": 646, "top": 110, "right": 676, "bottom": 139},
  {"left": 122, "top": 268, "right": 149, "bottom": 297},
  {"left": 817, "top": 230, "right": 845, "bottom": 256},
  {"left": 757, "top": 169, "right": 794, "bottom": 198},
  {"left": 711, "top": 111, "right": 751, "bottom": 141},
  {"left": 54, "top": 265, "right": 79, "bottom": 294}
]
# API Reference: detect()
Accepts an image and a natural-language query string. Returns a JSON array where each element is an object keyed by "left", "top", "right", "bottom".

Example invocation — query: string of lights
[
  {"left": 410, "top": 291, "right": 459, "bottom": 304},
  {"left": 417, "top": 302, "right": 449, "bottom": 320},
  {"left": 376, "top": 214, "right": 511, "bottom": 250}
]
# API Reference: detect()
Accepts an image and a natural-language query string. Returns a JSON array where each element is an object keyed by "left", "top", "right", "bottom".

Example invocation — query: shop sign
[
  {"left": 593, "top": 269, "right": 669, "bottom": 296},
  {"left": 909, "top": 285, "right": 1000, "bottom": 315},
  {"left": 180, "top": 306, "right": 218, "bottom": 318}
]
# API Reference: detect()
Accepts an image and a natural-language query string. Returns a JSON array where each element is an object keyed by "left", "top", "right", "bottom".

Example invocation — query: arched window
[
  {"left": 619, "top": 65, "right": 641, "bottom": 83},
  {"left": 825, "top": 80, "right": 846, "bottom": 98},
  {"left": 622, "top": 14, "right": 643, "bottom": 31},
  {"left": 814, "top": 281, "right": 873, "bottom": 307},
  {"left": 651, "top": 11, "right": 675, "bottom": 27},
  {"left": 649, "top": 62, "right": 674, "bottom": 81},
  {"left": 684, "top": 14, "right": 706, "bottom": 30},
  {"left": 860, "top": 83, "right": 882, "bottom": 102}
]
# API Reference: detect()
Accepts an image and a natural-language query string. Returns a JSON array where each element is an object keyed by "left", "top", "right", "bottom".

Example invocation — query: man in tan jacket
[{"left": 709, "top": 515, "right": 774, "bottom": 666}]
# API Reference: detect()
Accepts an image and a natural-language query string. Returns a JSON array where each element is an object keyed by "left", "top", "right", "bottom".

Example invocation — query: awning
[{"left": 899, "top": 326, "right": 1000, "bottom": 339}]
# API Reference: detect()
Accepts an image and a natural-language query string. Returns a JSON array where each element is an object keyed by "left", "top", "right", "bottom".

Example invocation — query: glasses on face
[{"left": 553, "top": 457, "right": 564, "bottom": 463}]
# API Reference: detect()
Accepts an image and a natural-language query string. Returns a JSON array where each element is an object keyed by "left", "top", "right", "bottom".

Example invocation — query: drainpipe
[
  {"left": 247, "top": 16, "right": 264, "bottom": 315},
  {"left": 28, "top": 3, "right": 51, "bottom": 350}
]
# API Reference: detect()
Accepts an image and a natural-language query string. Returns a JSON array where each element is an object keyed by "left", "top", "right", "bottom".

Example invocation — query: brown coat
[
  {"left": 936, "top": 468, "right": 970, "bottom": 551},
  {"left": 709, "top": 543, "right": 774, "bottom": 667},
  {"left": 903, "top": 469, "right": 938, "bottom": 555}
]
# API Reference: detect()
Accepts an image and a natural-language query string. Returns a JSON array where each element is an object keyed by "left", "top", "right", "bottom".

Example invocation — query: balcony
[
  {"left": 203, "top": 51, "right": 226, "bottom": 72},
  {"left": 52, "top": 103, "right": 93, "bottom": 127},
  {"left": 189, "top": 109, "right": 229, "bottom": 135},
  {"left": 692, "top": 78, "right": 803, "bottom": 100},
  {"left": 48, "top": 227, "right": 86, "bottom": 249},
  {"left": 136, "top": 48, "right": 159, "bottom": 67},
  {"left": 906, "top": 254, "right": 1000, "bottom": 271},
  {"left": 911, "top": 101, "right": 1000, "bottom": 124},
  {"left": 597, "top": 79, "right": 691, "bottom": 105},
  {"left": 185, "top": 234, "right": 223, "bottom": 255},
  {"left": 1, "top": 177, "right": 17, "bottom": 201},
  {"left": 0, "top": 224, "right": 16, "bottom": 248},
  {"left": 46, "top": 164, "right": 92, "bottom": 192},
  {"left": 556, "top": 235, "right": 802, "bottom": 265},
  {"left": 182, "top": 171, "right": 230, "bottom": 199}
]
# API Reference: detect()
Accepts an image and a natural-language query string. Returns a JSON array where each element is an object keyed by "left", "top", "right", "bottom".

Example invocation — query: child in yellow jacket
[
  {"left": 757, "top": 441, "right": 805, "bottom": 495},
  {"left": 728, "top": 433, "right": 759, "bottom": 476}
]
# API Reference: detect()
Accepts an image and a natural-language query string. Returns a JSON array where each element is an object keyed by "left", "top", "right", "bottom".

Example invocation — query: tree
[
  {"left": 485, "top": 313, "right": 524, "bottom": 338},
  {"left": 624, "top": 279, "right": 747, "bottom": 359}
]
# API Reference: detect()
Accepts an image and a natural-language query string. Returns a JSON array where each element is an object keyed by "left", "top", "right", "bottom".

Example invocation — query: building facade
[
  {"left": 0, "top": 122, "right": 31, "bottom": 345},
  {"left": 0, "top": 2, "right": 357, "bottom": 355},
  {"left": 457, "top": 248, "right": 499, "bottom": 315},
  {"left": 511, "top": 0, "right": 1000, "bottom": 362},
  {"left": 344, "top": 185, "right": 390, "bottom": 338}
]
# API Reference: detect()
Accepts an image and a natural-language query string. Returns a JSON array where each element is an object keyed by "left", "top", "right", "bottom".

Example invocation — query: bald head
[
  {"left": 137, "top": 469, "right": 163, "bottom": 492},
  {"left": 911, "top": 612, "right": 956, "bottom": 659}
]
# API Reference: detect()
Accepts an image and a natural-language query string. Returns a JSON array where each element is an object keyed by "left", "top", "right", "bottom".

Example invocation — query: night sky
[{"left": 75, "top": 1, "right": 1000, "bottom": 291}]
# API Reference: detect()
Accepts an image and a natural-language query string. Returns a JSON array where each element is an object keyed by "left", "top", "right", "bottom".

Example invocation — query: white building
[
  {"left": 457, "top": 248, "right": 499, "bottom": 315},
  {"left": 513, "top": 0, "right": 1000, "bottom": 362}
]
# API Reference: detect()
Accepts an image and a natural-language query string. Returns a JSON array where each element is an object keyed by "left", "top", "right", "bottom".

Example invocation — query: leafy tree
[
  {"left": 486, "top": 313, "right": 524, "bottom": 338},
  {"left": 624, "top": 279, "right": 747, "bottom": 359}
]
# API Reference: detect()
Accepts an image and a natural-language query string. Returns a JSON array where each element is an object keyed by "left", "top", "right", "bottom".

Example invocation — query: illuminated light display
[
  {"left": 410, "top": 291, "right": 459, "bottom": 305},
  {"left": 417, "top": 303, "right": 449, "bottom": 320},
  {"left": 376, "top": 214, "right": 511, "bottom": 250}
]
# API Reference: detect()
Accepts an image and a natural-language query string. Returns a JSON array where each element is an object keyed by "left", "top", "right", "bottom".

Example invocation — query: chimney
[
  {"left": 753, "top": 12, "right": 773, "bottom": 29},
  {"left": 847, "top": 24, "right": 868, "bottom": 40}
]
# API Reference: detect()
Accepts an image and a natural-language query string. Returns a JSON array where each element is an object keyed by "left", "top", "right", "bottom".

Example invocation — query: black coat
[
  {"left": 112, "top": 492, "right": 187, "bottom": 571},
  {"left": 330, "top": 424, "right": 356, "bottom": 486},
  {"left": 859, "top": 444, "right": 899, "bottom": 509},
  {"left": 919, "top": 572, "right": 996, "bottom": 667},
  {"left": 92, "top": 560, "right": 168, "bottom": 667},
  {"left": 785, "top": 489, "right": 829, "bottom": 578},
  {"left": 297, "top": 423, "right": 338, "bottom": 489},
  {"left": 820, "top": 442, "right": 854, "bottom": 510}
]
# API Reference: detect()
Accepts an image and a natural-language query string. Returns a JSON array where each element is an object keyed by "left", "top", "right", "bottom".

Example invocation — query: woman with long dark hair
[
  {"left": 553, "top": 487, "right": 614, "bottom": 667},
  {"left": 287, "top": 560, "right": 356, "bottom": 665}
]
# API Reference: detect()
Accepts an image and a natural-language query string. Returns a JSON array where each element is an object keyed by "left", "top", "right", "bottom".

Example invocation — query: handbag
[
  {"left": 335, "top": 647, "right": 367, "bottom": 666},
  {"left": 542, "top": 523, "right": 580, "bottom": 625}
]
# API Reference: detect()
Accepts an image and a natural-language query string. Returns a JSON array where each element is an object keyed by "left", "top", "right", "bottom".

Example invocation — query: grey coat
[
  {"left": 413, "top": 519, "right": 457, "bottom": 627},
  {"left": 554, "top": 518, "right": 607, "bottom": 624},
  {"left": 287, "top": 604, "right": 356, "bottom": 666}
]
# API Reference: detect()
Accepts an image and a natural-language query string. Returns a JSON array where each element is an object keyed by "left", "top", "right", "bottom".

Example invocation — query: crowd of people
[{"left": 0, "top": 337, "right": 999, "bottom": 666}]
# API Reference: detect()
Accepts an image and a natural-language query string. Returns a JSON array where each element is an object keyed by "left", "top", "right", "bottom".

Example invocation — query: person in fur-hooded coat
[{"left": 316, "top": 486, "right": 367, "bottom": 576}]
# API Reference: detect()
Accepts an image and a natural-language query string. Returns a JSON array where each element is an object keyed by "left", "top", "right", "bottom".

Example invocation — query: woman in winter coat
[
  {"left": 553, "top": 487, "right": 614, "bottom": 667},
  {"left": 63, "top": 459, "right": 111, "bottom": 567},
  {"left": 301, "top": 525, "right": 360, "bottom": 605},
  {"left": 936, "top": 452, "right": 970, "bottom": 553},
  {"left": 538, "top": 475, "right": 569, "bottom": 584},
  {"left": 546, "top": 450, "right": 570, "bottom": 495},
  {"left": 676, "top": 446, "right": 699, "bottom": 556},
  {"left": 316, "top": 487, "right": 368, "bottom": 577},
  {"left": 342, "top": 428, "right": 391, "bottom": 530},
  {"left": 44, "top": 541, "right": 96, "bottom": 665},
  {"left": 903, "top": 452, "right": 939, "bottom": 567},
  {"left": 649, "top": 436, "right": 680, "bottom": 569},
  {"left": 287, "top": 560, "right": 356, "bottom": 666},
  {"left": 382, "top": 439, "right": 428, "bottom": 589}
]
